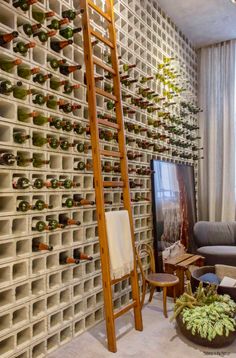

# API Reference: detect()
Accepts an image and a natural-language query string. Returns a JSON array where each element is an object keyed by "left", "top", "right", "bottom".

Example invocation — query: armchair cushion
[{"left": 194, "top": 221, "right": 236, "bottom": 247}]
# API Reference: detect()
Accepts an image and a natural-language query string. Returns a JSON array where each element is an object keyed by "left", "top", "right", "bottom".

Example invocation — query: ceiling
[{"left": 157, "top": 0, "right": 236, "bottom": 48}]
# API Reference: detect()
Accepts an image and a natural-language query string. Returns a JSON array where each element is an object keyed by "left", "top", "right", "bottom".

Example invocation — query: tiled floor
[{"left": 48, "top": 293, "right": 236, "bottom": 358}]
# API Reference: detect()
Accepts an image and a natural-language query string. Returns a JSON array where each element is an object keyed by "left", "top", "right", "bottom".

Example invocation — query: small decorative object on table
[{"left": 171, "top": 282, "right": 236, "bottom": 347}]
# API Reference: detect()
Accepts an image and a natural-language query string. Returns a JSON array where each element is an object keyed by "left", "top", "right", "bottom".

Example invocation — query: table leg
[{"left": 163, "top": 286, "right": 167, "bottom": 318}]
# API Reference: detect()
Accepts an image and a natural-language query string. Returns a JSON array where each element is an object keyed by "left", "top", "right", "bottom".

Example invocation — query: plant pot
[{"left": 176, "top": 314, "right": 236, "bottom": 348}]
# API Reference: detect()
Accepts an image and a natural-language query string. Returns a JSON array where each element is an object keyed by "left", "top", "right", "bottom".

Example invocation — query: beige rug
[{"left": 48, "top": 292, "right": 236, "bottom": 358}]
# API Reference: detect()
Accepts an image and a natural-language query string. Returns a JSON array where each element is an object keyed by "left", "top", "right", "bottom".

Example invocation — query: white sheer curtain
[{"left": 198, "top": 40, "right": 236, "bottom": 221}]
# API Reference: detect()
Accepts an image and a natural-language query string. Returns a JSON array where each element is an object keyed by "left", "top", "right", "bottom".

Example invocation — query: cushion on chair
[
  {"left": 194, "top": 221, "right": 236, "bottom": 247},
  {"left": 198, "top": 273, "right": 220, "bottom": 284},
  {"left": 197, "top": 246, "right": 236, "bottom": 266},
  {"left": 215, "top": 264, "right": 236, "bottom": 280}
]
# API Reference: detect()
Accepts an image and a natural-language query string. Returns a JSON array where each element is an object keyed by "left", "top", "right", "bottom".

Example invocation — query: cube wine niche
[{"left": 0, "top": 0, "right": 198, "bottom": 356}]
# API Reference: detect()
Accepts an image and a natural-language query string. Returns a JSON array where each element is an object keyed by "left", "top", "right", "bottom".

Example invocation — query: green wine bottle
[
  {"left": 13, "top": 132, "right": 30, "bottom": 144},
  {"left": 33, "top": 178, "right": 44, "bottom": 189},
  {"left": 62, "top": 198, "right": 76, "bottom": 208},
  {"left": 32, "top": 134, "right": 49, "bottom": 147},
  {"left": 62, "top": 9, "right": 84, "bottom": 20},
  {"left": 32, "top": 156, "right": 50, "bottom": 167},
  {"left": 32, "top": 10, "right": 55, "bottom": 23},
  {"left": 60, "top": 140, "right": 74, "bottom": 151},
  {"left": 50, "top": 79, "right": 67, "bottom": 91},
  {"left": 18, "top": 108, "right": 37, "bottom": 122},
  {"left": 73, "top": 123, "right": 86, "bottom": 135},
  {"left": 0, "top": 58, "right": 22, "bottom": 72},
  {"left": 59, "top": 27, "right": 82, "bottom": 39},
  {"left": 50, "top": 117, "right": 62, "bottom": 130},
  {"left": 13, "top": 0, "right": 38, "bottom": 11},
  {"left": 32, "top": 220, "right": 47, "bottom": 232},
  {"left": 13, "top": 87, "right": 32, "bottom": 100},
  {"left": 48, "top": 219, "right": 64, "bottom": 230},
  {"left": 17, "top": 154, "right": 33, "bottom": 167},
  {"left": 33, "top": 114, "right": 52, "bottom": 126},
  {"left": 48, "top": 58, "right": 66, "bottom": 70},
  {"left": 18, "top": 66, "right": 40, "bottom": 79},
  {"left": 13, "top": 41, "right": 36, "bottom": 55},
  {"left": 61, "top": 120, "right": 73, "bottom": 132},
  {"left": 32, "top": 91, "right": 49, "bottom": 105},
  {"left": 63, "top": 83, "right": 80, "bottom": 95},
  {"left": 45, "top": 178, "right": 59, "bottom": 189},
  {"left": 48, "top": 137, "right": 60, "bottom": 149},
  {"left": 0, "top": 80, "right": 14, "bottom": 95},
  {"left": 106, "top": 101, "right": 115, "bottom": 110},
  {"left": 12, "top": 176, "right": 31, "bottom": 189},
  {"left": 32, "top": 199, "right": 53, "bottom": 211},
  {"left": 33, "top": 72, "right": 53, "bottom": 84},
  {"left": 46, "top": 97, "right": 63, "bottom": 110},
  {"left": 59, "top": 103, "right": 81, "bottom": 113},
  {"left": 76, "top": 142, "right": 91, "bottom": 153},
  {"left": 18, "top": 23, "right": 41, "bottom": 37},
  {"left": 17, "top": 200, "right": 32, "bottom": 212},
  {"left": 47, "top": 18, "right": 69, "bottom": 30},
  {"left": 61, "top": 179, "right": 80, "bottom": 189},
  {"left": 33, "top": 30, "right": 56, "bottom": 43}
]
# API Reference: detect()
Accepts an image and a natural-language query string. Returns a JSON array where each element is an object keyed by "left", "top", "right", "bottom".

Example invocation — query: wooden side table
[{"left": 164, "top": 253, "right": 205, "bottom": 296}]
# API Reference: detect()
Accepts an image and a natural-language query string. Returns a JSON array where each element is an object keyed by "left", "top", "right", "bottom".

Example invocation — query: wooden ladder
[{"left": 80, "top": 0, "right": 143, "bottom": 352}]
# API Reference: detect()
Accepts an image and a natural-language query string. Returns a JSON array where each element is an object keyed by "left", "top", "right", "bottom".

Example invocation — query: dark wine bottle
[
  {"left": 0, "top": 31, "right": 18, "bottom": 46},
  {"left": 59, "top": 215, "right": 81, "bottom": 226},
  {"left": 13, "top": 0, "right": 37, "bottom": 11},
  {"left": 62, "top": 9, "right": 84, "bottom": 20},
  {"left": 32, "top": 242, "right": 53, "bottom": 251},
  {"left": 59, "top": 27, "right": 82, "bottom": 39},
  {"left": 73, "top": 249, "right": 93, "bottom": 261},
  {"left": 59, "top": 253, "right": 80, "bottom": 264},
  {"left": 50, "top": 39, "right": 73, "bottom": 52},
  {"left": 59, "top": 64, "right": 81, "bottom": 76},
  {"left": 0, "top": 153, "right": 17, "bottom": 166}
]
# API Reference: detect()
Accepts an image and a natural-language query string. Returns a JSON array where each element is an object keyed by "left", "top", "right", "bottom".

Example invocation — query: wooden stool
[{"left": 136, "top": 243, "right": 179, "bottom": 318}]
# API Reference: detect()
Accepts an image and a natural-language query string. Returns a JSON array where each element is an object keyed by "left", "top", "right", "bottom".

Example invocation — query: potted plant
[{"left": 171, "top": 282, "right": 236, "bottom": 347}]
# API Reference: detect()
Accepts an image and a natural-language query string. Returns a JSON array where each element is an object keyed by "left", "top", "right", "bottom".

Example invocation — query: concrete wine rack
[{"left": 0, "top": 0, "right": 198, "bottom": 356}]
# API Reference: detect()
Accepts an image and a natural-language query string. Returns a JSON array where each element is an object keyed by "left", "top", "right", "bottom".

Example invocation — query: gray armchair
[{"left": 193, "top": 221, "right": 236, "bottom": 266}]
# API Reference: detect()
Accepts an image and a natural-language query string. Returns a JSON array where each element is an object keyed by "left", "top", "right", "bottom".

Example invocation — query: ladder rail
[
  {"left": 81, "top": 0, "right": 143, "bottom": 352},
  {"left": 81, "top": 0, "right": 116, "bottom": 352}
]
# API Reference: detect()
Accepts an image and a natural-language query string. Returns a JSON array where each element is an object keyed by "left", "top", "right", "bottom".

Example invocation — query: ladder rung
[
  {"left": 111, "top": 273, "right": 131, "bottom": 285},
  {"left": 90, "top": 29, "right": 114, "bottom": 48},
  {"left": 114, "top": 302, "right": 136, "bottom": 319},
  {"left": 103, "top": 181, "right": 124, "bottom": 188},
  {"left": 98, "top": 118, "right": 120, "bottom": 130},
  {"left": 88, "top": 0, "right": 112, "bottom": 22},
  {"left": 100, "top": 149, "right": 122, "bottom": 158},
  {"left": 93, "top": 57, "right": 116, "bottom": 75},
  {"left": 95, "top": 87, "right": 117, "bottom": 101}
]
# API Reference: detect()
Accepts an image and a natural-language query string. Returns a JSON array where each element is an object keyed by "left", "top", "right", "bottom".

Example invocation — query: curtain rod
[{"left": 199, "top": 38, "right": 235, "bottom": 50}]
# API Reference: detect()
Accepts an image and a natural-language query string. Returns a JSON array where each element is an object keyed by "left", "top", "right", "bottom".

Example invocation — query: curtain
[{"left": 198, "top": 40, "right": 236, "bottom": 221}]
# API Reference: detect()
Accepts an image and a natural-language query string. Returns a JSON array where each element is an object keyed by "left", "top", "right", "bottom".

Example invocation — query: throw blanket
[{"left": 105, "top": 210, "right": 134, "bottom": 280}]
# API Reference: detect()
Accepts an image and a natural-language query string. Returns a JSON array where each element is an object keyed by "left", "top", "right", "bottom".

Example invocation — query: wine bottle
[
  {"left": 74, "top": 161, "right": 93, "bottom": 171},
  {"left": 12, "top": 176, "right": 31, "bottom": 189},
  {"left": 32, "top": 242, "right": 53, "bottom": 251},
  {"left": 140, "top": 76, "right": 153, "bottom": 84},
  {"left": 32, "top": 91, "right": 49, "bottom": 105},
  {"left": 33, "top": 114, "right": 52, "bottom": 126},
  {"left": 32, "top": 134, "right": 57, "bottom": 148},
  {"left": 73, "top": 249, "right": 93, "bottom": 261},
  {"left": 47, "top": 18, "right": 69, "bottom": 30},
  {"left": 0, "top": 152, "right": 16, "bottom": 166},
  {"left": 32, "top": 199, "right": 53, "bottom": 211},
  {"left": 59, "top": 103, "right": 81, "bottom": 113},
  {"left": 59, "top": 215, "right": 81, "bottom": 226},
  {"left": 62, "top": 120, "right": 73, "bottom": 132},
  {"left": 60, "top": 140, "right": 74, "bottom": 151},
  {"left": 50, "top": 39, "right": 73, "bottom": 52},
  {"left": 18, "top": 23, "right": 41, "bottom": 37},
  {"left": 60, "top": 178, "right": 80, "bottom": 189},
  {"left": 59, "top": 64, "right": 81, "bottom": 76},
  {"left": 18, "top": 66, "right": 40, "bottom": 79},
  {"left": 63, "top": 83, "right": 80, "bottom": 95},
  {"left": 17, "top": 200, "right": 32, "bottom": 212},
  {"left": 76, "top": 142, "right": 91, "bottom": 153},
  {"left": 13, "top": 0, "right": 37, "bottom": 11},
  {"left": 62, "top": 198, "right": 77, "bottom": 208},
  {"left": 50, "top": 117, "right": 63, "bottom": 130},
  {"left": 48, "top": 219, "right": 64, "bottom": 230},
  {"left": 33, "top": 30, "right": 56, "bottom": 43},
  {"left": 32, "top": 220, "right": 48, "bottom": 232},
  {"left": 73, "top": 195, "right": 95, "bottom": 206},
  {"left": 73, "top": 123, "right": 86, "bottom": 135},
  {"left": 13, "top": 41, "right": 36, "bottom": 55},
  {"left": 47, "top": 97, "right": 64, "bottom": 110},
  {"left": 62, "top": 9, "right": 84, "bottom": 20},
  {"left": 48, "top": 57, "right": 67, "bottom": 70},
  {"left": 13, "top": 86, "right": 31, "bottom": 100},
  {"left": 0, "top": 57, "right": 22, "bottom": 72},
  {"left": 0, "top": 80, "right": 14, "bottom": 95},
  {"left": 59, "top": 253, "right": 80, "bottom": 264},
  {"left": 127, "top": 151, "right": 143, "bottom": 160},
  {"left": 33, "top": 72, "right": 53, "bottom": 84},
  {"left": 106, "top": 101, "right": 115, "bottom": 110},
  {"left": 13, "top": 132, "right": 30, "bottom": 144},
  {"left": 59, "top": 27, "right": 82, "bottom": 39},
  {"left": 32, "top": 156, "right": 50, "bottom": 167},
  {"left": 17, "top": 154, "right": 33, "bottom": 166},
  {"left": 50, "top": 79, "right": 67, "bottom": 91},
  {"left": 32, "top": 10, "right": 55, "bottom": 23},
  {"left": 33, "top": 178, "right": 44, "bottom": 189},
  {"left": 0, "top": 31, "right": 18, "bottom": 46},
  {"left": 18, "top": 109, "right": 37, "bottom": 122},
  {"left": 129, "top": 181, "right": 143, "bottom": 188},
  {"left": 121, "top": 63, "right": 136, "bottom": 72},
  {"left": 45, "top": 178, "right": 59, "bottom": 189}
]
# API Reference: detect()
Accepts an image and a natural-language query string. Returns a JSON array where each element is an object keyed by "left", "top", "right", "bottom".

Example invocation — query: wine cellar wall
[{"left": 0, "top": 0, "right": 198, "bottom": 357}]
